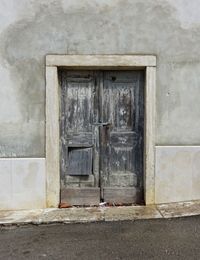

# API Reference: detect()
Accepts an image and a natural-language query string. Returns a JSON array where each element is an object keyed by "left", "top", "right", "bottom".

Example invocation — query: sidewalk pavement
[{"left": 1, "top": 200, "right": 200, "bottom": 225}]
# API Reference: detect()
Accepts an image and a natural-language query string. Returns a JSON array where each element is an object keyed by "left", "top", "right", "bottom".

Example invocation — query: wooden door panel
[
  {"left": 110, "top": 132, "right": 138, "bottom": 146},
  {"left": 101, "top": 71, "right": 144, "bottom": 204},
  {"left": 110, "top": 146, "right": 134, "bottom": 173},
  {"left": 66, "top": 75, "right": 93, "bottom": 132},
  {"left": 68, "top": 147, "right": 93, "bottom": 176},
  {"left": 103, "top": 187, "right": 137, "bottom": 204},
  {"left": 102, "top": 72, "right": 136, "bottom": 131},
  {"left": 61, "top": 188, "right": 100, "bottom": 206},
  {"left": 110, "top": 83, "right": 134, "bottom": 130},
  {"left": 109, "top": 132, "right": 138, "bottom": 174},
  {"left": 108, "top": 173, "right": 137, "bottom": 187},
  {"left": 65, "top": 175, "right": 95, "bottom": 188},
  {"left": 67, "top": 133, "right": 94, "bottom": 147},
  {"left": 59, "top": 70, "right": 100, "bottom": 206}
]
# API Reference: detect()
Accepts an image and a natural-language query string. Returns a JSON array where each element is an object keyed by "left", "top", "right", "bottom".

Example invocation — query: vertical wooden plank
[
  {"left": 98, "top": 71, "right": 104, "bottom": 199},
  {"left": 134, "top": 72, "right": 145, "bottom": 199},
  {"left": 60, "top": 70, "right": 100, "bottom": 205},
  {"left": 93, "top": 71, "right": 100, "bottom": 187},
  {"left": 144, "top": 66, "right": 156, "bottom": 205},
  {"left": 46, "top": 66, "right": 60, "bottom": 208},
  {"left": 59, "top": 70, "right": 68, "bottom": 184},
  {"left": 101, "top": 71, "right": 144, "bottom": 204}
]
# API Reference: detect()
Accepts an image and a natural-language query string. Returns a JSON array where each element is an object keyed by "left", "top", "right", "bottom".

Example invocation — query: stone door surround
[{"left": 45, "top": 55, "right": 156, "bottom": 207}]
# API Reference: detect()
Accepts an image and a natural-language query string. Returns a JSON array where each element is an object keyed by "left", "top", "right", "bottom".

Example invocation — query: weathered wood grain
[
  {"left": 61, "top": 188, "right": 100, "bottom": 206},
  {"left": 103, "top": 187, "right": 137, "bottom": 204},
  {"left": 65, "top": 175, "right": 95, "bottom": 187},
  {"left": 59, "top": 70, "right": 144, "bottom": 205},
  {"left": 59, "top": 70, "right": 100, "bottom": 205},
  {"left": 101, "top": 71, "right": 144, "bottom": 205},
  {"left": 68, "top": 148, "right": 93, "bottom": 176},
  {"left": 67, "top": 133, "right": 94, "bottom": 147}
]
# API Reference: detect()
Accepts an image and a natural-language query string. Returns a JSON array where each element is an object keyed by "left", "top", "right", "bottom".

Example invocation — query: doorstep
[{"left": 1, "top": 201, "right": 200, "bottom": 225}]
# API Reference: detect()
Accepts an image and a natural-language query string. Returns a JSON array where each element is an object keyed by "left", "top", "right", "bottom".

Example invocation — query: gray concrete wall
[
  {"left": 0, "top": 0, "right": 200, "bottom": 209},
  {"left": 0, "top": 0, "right": 200, "bottom": 157}
]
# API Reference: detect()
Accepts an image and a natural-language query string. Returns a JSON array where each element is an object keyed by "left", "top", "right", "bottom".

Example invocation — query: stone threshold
[{"left": 1, "top": 200, "right": 200, "bottom": 225}]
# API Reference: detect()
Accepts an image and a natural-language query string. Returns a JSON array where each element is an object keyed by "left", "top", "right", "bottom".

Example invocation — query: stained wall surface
[{"left": 0, "top": 0, "right": 200, "bottom": 209}]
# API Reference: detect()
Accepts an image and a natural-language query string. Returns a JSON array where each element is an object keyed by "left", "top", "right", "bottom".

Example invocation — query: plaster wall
[
  {"left": 0, "top": 0, "right": 200, "bottom": 209},
  {"left": 155, "top": 146, "right": 200, "bottom": 204},
  {"left": 0, "top": 158, "right": 45, "bottom": 210}
]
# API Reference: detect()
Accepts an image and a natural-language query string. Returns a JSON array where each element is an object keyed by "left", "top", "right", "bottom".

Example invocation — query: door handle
[{"left": 93, "top": 122, "right": 111, "bottom": 127}]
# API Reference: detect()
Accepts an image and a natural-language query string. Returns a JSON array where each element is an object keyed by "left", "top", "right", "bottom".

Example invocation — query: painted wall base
[
  {"left": 1, "top": 146, "right": 200, "bottom": 210},
  {"left": 155, "top": 146, "right": 200, "bottom": 204},
  {"left": 0, "top": 158, "right": 45, "bottom": 210}
]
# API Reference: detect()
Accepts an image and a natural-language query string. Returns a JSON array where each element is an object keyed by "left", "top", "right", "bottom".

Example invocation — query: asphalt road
[{"left": 0, "top": 216, "right": 200, "bottom": 260}]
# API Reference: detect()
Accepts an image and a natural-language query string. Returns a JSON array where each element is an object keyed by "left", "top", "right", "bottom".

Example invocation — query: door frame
[{"left": 45, "top": 55, "right": 156, "bottom": 207}]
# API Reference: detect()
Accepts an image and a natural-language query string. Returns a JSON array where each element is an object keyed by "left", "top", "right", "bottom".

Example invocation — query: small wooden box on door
[{"left": 59, "top": 70, "right": 144, "bottom": 206}]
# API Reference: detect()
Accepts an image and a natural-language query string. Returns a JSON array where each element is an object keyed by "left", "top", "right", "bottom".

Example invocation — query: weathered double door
[{"left": 59, "top": 70, "right": 144, "bottom": 206}]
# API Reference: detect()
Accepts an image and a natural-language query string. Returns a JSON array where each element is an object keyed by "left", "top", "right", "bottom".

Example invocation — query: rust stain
[{"left": 59, "top": 202, "right": 72, "bottom": 208}]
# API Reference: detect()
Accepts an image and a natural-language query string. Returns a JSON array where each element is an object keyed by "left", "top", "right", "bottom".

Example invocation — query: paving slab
[
  {"left": 0, "top": 209, "right": 43, "bottom": 225},
  {"left": 157, "top": 200, "right": 200, "bottom": 218},
  {"left": 104, "top": 205, "right": 162, "bottom": 221},
  {"left": 0, "top": 208, "right": 104, "bottom": 225},
  {"left": 39, "top": 207, "right": 104, "bottom": 224}
]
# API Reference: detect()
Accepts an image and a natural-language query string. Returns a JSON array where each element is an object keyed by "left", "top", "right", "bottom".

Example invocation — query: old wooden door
[
  {"left": 59, "top": 70, "right": 100, "bottom": 206},
  {"left": 100, "top": 71, "right": 144, "bottom": 204},
  {"left": 59, "top": 70, "right": 144, "bottom": 206}
]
